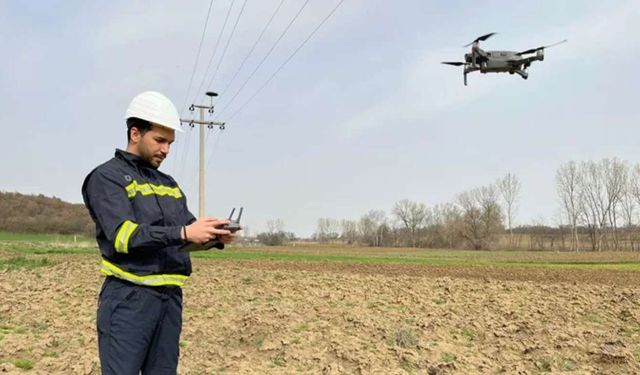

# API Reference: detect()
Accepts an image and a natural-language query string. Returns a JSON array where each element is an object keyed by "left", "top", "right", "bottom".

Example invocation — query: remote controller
[
  {"left": 179, "top": 207, "right": 243, "bottom": 252},
  {"left": 218, "top": 207, "right": 242, "bottom": 232}
]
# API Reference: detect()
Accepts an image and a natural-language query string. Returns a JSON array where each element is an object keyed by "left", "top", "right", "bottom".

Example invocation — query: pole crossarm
[{"left": 180, "top": 119, "right": 226, "bottom": 126}]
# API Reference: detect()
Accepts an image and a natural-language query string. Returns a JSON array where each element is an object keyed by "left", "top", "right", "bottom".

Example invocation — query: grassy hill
[{"left": 0, "top": 192, "right": 93, "bottom": 236}]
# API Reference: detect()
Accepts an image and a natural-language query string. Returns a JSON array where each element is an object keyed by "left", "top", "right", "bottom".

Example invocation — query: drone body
[{"left": 442, "top": 33, "right": 566, "bottom": 85}]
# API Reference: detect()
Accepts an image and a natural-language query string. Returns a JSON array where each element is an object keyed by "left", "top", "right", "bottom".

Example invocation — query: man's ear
[{"left": 130, "top": 127, "right": 141, "bottom": 143}]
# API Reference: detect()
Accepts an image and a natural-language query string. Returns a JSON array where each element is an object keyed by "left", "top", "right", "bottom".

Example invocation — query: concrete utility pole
[{"left": 180, "top": 91, "right": 226, "bottom": 218}]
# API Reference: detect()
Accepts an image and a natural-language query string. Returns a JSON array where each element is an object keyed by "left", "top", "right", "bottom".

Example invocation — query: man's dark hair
[{"left": 126, "top": 117, "right": 152, "bottom": 142}]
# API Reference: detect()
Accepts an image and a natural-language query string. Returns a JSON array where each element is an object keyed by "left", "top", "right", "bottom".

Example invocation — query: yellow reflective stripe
[
  {"left": 100, "top": 259, "right": 188, "bottom": 287},
  {"left": 125, "top": 181, "right": 182, "bottom": 199},
  {"left": 114, "top": 220, "right": 138, "bottom": 254}
]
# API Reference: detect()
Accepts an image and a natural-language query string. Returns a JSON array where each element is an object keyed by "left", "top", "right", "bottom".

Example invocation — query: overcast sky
[{"left": 1, "top": 1, "right": 639, "bottom": 237}]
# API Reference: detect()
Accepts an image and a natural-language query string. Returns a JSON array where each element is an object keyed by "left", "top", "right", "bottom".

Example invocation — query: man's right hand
[{"left": 183, "top": 217, "right": 231, "bottom": 244}]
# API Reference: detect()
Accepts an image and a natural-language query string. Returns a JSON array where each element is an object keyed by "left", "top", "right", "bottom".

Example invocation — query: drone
[{"left": 441, "top": 32, "right": 567, "bottom": 85}]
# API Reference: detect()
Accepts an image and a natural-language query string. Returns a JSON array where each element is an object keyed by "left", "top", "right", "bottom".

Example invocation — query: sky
[{"left": 1, "top": 0, "right": 639, "bottom": 238}]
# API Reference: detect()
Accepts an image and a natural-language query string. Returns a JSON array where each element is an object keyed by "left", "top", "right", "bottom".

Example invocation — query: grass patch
[
  {"left": 14, "top": 358, "right": 34, "bottom": 370},
  {"left": 461, "top": 327, "right": 477, "bottom": 341},
  {"left": 584, "top": 313, "right": 603, "bottom": 325},
  {"left": 399, "top": 356, "right": 415, "bottom": 372},
  {"left": 241, "top": 276, "right": 255, "bottom": 285},
  {"left": 292, "top": 323, "right": 309, "bottom": 333},
  {"left": 0, "top": 241, "right": 94, "bottom": 255},
  {"left": 559, "top": 358, "right": 575, "bottom": 371},
  {"left": 441, "top": 352, "right": 456, "bottom": 364},
  {"left": 191, "top": 248, "right": 640, "bottom": 271},
  {"left": 395, "top": 327, "right": 417, "bottom": 348},
  {"left": 538, "top": 357, "right": 553, "bottom": 372},
  {"left": 272, "top": 351, "right": 286, "bottom": 367},
  {"left": 254, "top": 334, "right": 265, "bottom": 349},
  {"left": 0, "top": 256, "right": 55, "bottom": 271},
  {"left": 2, "top": 239, "right": 640, "bottom": 272},
  {"left": 266, "top": 296, "right": 280, "bottom": 305},
  {"left": 432, "top": 297, "right": 447, "bottom": 305},
  {"left": 0, "top": 231, "right": 92, "bottom": 242}
]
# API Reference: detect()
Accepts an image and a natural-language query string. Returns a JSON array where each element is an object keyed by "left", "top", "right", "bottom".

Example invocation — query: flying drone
[{"left": 441, "top": 32, "right": 567, "bottom": 85}]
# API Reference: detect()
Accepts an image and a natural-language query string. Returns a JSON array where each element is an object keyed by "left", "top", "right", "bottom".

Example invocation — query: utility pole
[{"left": 180, "top": 91, "right": 226, "bottom": 218}]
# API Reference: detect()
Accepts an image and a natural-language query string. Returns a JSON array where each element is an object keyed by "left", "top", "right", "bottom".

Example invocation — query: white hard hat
[{"left": 125, "top": 91, "right": 183, "bottom": 132}]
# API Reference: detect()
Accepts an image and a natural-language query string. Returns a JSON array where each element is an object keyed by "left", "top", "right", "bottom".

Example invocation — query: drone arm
[{"left": 512, "top": 54, "right": 542, "bottom": 67}]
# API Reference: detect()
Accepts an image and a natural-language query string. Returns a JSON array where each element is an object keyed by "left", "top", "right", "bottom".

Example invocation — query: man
[{"left": 82, "top": 91, "right": 237, "bottom": 374}]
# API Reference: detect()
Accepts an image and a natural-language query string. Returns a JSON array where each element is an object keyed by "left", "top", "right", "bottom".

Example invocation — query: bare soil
[{"left": 1, "top": 256, "right": 639, "bottom": 374}]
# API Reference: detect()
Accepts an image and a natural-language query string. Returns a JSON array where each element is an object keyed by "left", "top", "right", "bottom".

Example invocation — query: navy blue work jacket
[{"left": 82, "top": 149, "right": 195, "bottom": 287}]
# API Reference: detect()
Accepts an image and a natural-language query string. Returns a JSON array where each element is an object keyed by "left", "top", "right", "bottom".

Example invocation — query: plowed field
[{"left": 1, "top": 251, "right": 640, "bottom": 374}]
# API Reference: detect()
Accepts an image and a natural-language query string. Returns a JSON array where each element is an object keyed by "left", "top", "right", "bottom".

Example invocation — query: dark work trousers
[{"left": 97, "top": 276, "right": 183, "bottom": 375}]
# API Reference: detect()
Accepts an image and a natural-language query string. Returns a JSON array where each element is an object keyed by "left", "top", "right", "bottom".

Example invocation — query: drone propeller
[
  {"left": 441, "top": 62, "right": 465, "bottom": 66},
  {"left": 516, "top": 39, "right": 567, "bottom": 56},
  {"left": 464, "top": 32, "right": 497, "bottom": 47}
]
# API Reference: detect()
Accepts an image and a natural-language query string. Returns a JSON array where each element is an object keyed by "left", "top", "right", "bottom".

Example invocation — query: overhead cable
[
  {"left": 206, "top": 0, "right": 249, "bottom": 91},
  {"left": 218, "top": 0, "right": 287, "bottom": 97},
  {"left": 214, "top": 0, "right": 311, "bottom": 118},
  {"left": 225, "top": 0, "right": 347, "bottom": 122}
]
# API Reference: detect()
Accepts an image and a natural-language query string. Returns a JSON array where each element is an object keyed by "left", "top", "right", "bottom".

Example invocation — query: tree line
[
  {"left": 556, "top": 158, "right": 640, "bottom": 251},
  {"left": 299, "top": 158, "right": 640, "bottom": 251},
  {"left": 4, "top": 157, "right": 640, "bottom": 252},
  {"left": 0, "top": 192, "right": 94, "bottom": 236}
]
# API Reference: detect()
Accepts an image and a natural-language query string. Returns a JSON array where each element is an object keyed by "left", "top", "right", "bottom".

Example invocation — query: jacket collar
[{"left": 115, "top": 149, "right": 157, "bottom": 170}]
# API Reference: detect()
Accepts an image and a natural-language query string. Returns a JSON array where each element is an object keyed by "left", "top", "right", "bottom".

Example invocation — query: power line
[
  {"left": 177, "top": 0, "right": 235, "bottom": 180},
  {"left": 205, "top": 0, "right": 248, "bottom": 92},
  {"left": 225, "top": 0, "right": 347, "bottom": 122},
  {"left": 189, "top": 0, "right": 236, "bottom": 109},
  {"left": 179, "top": 0, "right": 216, "bottom": 119},
  {"left": 218, "top": 0, "right": 287, "bottom": 97},
  {"left": 214, "top": 0, "right": 311, "bottom": 118},
  {"left": 171, "top": 0, "right": 215, "bottom": 178},
  {"left": 205, "top": 128, "right": 225, "bottom": 174}
]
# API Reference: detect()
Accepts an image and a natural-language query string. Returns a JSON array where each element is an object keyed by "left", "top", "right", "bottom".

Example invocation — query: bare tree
[
  {"left": 630, "top": 165, "right": 640, "bottom": 204},
  {"left": 266, "top": 219, "right": 285, "bottom": 234},
  {"left": 314, "top": 218, "right": 340, "bottom": 242},
  {"left": 456, "top": 185, "right": 503, "bottom": 250},
  {"left": 577, "top": 159, "right": 628, "bottom": 251},
  {"left": 392, "top": 199, "right": 428, "bottom": 247},
  {"left": 556, "top": 161, "right": 583, "bottom": 251},
  {"left": 626, "top": 164, "right": 640, "bottom": 250},
  {"left": 620, "top": 180, "right": 636, "bottom": 251},
  {"left": 496, "top": 172, "right": 521, "bottom": 246},
  {"left": 603, "top": 158, "right": 628, "bottom": 250},
  {"left": 430, "top": 203, "right": 463, "bottom": 248},
  {"left": 580, "top": 161, "right": 604, "bottom": 250},
  {"left": 340, "top": 219, "right": 359, "bottom": 244},
  {"left": 258, "top": 219, "right": 290, "bottom": 246},
  {"left": 358, "top": 210, "right": 387, "bottom": 247}
]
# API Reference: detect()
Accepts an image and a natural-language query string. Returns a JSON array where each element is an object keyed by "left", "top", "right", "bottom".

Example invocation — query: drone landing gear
[
  {"left": 514, "top": 69, "right": 528, "bottom": 80},
  {"left": 464, "top": 72, "right": 468, "bottom": 86}
]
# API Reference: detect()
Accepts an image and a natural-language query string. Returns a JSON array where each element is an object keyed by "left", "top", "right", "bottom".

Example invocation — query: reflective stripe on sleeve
[
  {"left": 100, "top": 259, "right": 188, "bottom": 287},
  {"left": 114, "top": 220, "right": 139, "bottom": 254}
]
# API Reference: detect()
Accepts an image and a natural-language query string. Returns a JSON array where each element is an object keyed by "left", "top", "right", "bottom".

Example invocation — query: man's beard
[{"left": 140, "top": 145, "right": 163, "bottom": 168}]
